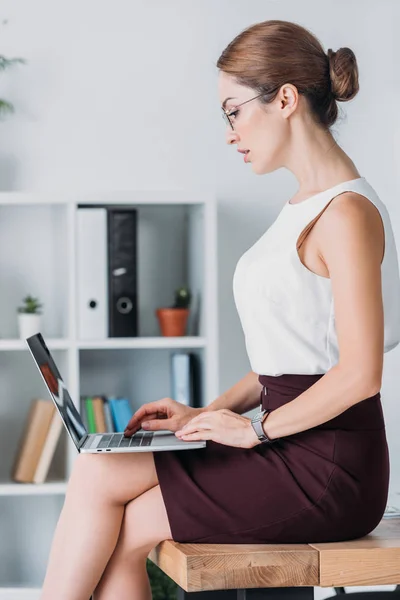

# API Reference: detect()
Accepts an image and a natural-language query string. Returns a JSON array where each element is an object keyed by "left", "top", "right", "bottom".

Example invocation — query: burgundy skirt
[{"left": 153, "top": 373, "right": 389, "bottom": 544}]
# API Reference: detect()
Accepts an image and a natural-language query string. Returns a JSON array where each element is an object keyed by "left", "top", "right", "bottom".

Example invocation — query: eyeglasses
[{"left": 221, "top": 93, "right": 263, "bottom": 130}]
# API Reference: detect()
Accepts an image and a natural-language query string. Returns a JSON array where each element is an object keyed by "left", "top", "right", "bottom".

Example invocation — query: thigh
[
  {"left": 68, "top": 451, "right": 159, "bottom": 505},
  {"left": 116, "top": 484, "right": 173, "bottom": 555}
]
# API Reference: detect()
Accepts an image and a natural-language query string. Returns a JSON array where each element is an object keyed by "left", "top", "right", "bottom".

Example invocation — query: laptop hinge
[{"left": 78, "top": 434, "right": 89, "bottom": 450}]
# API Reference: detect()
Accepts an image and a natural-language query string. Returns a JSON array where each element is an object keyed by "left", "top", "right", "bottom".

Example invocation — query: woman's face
[{"left": 218, "top": 71, "right": 296, "bottom": 175}]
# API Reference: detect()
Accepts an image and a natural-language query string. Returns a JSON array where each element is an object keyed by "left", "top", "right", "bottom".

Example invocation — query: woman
[{"left": 40, "top": 19, "right": 400, "bottom": 600}]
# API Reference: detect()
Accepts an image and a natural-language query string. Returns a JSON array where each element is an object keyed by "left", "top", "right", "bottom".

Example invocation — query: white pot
[{"left": 18, "top": 313, "right": 43, "bottom": 339}]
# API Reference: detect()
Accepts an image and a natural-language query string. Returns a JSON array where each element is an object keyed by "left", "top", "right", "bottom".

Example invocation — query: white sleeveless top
[{"left": 233, "top": 177, "right": 400, "bottom": 376}]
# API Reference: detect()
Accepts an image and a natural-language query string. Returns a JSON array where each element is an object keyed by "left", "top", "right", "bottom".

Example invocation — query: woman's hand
[
  {"left": 175, "top": 408, "right": 259, "bottom": 448},
  {"left": 123, "top": 397, "right": 204, "bottom": 437}
]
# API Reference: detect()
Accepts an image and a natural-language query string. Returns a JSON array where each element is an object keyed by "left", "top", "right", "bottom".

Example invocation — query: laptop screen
[{"left": 26, "top": 333, "right": 87, "bottom": 450}]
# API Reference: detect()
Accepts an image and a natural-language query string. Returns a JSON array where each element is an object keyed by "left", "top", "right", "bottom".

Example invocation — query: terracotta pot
[{"left": 156, "top": 308, "right": 189, "bottom": 336}]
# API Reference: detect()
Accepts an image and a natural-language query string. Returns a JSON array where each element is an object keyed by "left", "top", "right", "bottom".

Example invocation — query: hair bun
[{"left": 327, "top": 47, "right": 359, "bottom": 102}]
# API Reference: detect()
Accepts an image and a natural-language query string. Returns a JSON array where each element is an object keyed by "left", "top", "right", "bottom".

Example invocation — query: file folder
[
  {"left": 77, "top": 207, "right": 108, "bottom": 339},
  {"left": 107, "top": 208, "right": 138, "bottom": 337}
]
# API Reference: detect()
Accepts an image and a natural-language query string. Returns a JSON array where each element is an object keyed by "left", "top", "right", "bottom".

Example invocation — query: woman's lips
[{"left": 237, "top": 149, "right": 250, "bottom": 162}]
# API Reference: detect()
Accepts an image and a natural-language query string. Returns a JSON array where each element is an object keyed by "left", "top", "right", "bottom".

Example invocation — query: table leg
[{"left": 177, "top": 586, "right": 315, "bottom": 600}]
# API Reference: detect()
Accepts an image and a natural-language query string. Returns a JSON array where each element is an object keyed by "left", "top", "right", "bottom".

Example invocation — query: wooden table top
[
  {"left": 148, "top": 518, "right": 400, "bottom": 592},
  {"left": 310, "top": 518, "right": 400, "bottom": 587}
]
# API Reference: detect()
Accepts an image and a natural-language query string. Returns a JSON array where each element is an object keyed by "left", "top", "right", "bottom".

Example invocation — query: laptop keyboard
[{"left": 97, "top": 432, "right": 154, "bottom": 449}]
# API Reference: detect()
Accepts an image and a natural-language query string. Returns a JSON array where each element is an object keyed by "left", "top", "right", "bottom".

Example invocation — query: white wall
[{"left": 1, "top": 0, "right": 399, "bottom": 500}]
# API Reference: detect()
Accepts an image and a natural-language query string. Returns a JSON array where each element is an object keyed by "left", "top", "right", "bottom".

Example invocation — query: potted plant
[
  {"left": 156, "top": 285, "right": 192, "bottom": 337},
  {"left": 0, "top": 20, "right": 26, "bottom": 119},
  {"left": 17, "top": 295, "right": 43, "bottom": 339}
]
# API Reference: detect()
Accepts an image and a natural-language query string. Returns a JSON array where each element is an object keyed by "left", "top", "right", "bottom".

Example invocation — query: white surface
[
  {"left": 0, "top": 339, "right": 69, "bottom": 350},
  {"left": 0, "top": 591, "right": 41, "bottom": 600},
  {"left": 77, "top": 336, "right": 206, "bottom": 349},
  {"left": 0, "top": 482, "right": 67, "bottom": 496},
  {"left": 315, "top": 587, "right": 398, "bottom": 600}
]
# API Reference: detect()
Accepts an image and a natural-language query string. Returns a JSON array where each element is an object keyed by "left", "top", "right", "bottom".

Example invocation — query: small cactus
[
  {"left": 172, "top": 286, "right": 191, "bottom": 309},
  {"left": 17, "top": 295, "right": 43, "bottom": 314}
]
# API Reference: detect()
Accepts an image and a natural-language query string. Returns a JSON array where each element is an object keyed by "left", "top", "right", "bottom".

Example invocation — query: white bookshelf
[{"left": 0, "top": 190, "right": 218, "bottom": 596}]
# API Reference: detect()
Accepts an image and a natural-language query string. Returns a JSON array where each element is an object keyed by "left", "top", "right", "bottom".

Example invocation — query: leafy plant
[
  {"left": 0, "top": 20, "right": 26, "bottom": 118},
  {"left": 172, "top": 285, "right": 191, "bottom": 309},
  {"left": 17, "top": 295, "right": 43, "bottom": 314},
  {"left": 146, "top": 558, "right": 177, "bottom": 600}
]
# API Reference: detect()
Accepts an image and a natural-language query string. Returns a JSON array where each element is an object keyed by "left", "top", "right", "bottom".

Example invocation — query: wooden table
[{"left": 148, "top": 518, "right": 400, "bottom": 599}]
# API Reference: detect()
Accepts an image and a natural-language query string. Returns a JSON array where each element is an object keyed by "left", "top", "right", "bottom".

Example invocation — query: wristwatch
[{"left": 251, "top": 409, "right": 274, "bottom": 444}]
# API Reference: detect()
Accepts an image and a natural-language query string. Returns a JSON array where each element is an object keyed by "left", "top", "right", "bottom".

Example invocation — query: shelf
[
  {"left": 0, "top": 588, "right": 41, "bottom": 599},
  {"left": 0, "top": 339, "right": 70, "bottom": 351},
  {"left": 0, "top": 190, "right": 214, "bottom": 206},
  {"left": 77, "top": 336, "right": 206, "bottom": 349},
  {"left": 0, "top": 337, "right": 206, "bottom": 351},
  {"left": 0, "top": 191, "right": 218, "bottom": 590},
  {"left": 0, "top": 481, "right": 67, "bottom": 496}
]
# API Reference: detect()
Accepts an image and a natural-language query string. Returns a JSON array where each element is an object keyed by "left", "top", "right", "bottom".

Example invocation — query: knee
[
  {"left": 115, "top": 497, "right": 168, "bottom": 558},
  {"left": 117, "top": 510, "right": 156, "bottom": 557}
]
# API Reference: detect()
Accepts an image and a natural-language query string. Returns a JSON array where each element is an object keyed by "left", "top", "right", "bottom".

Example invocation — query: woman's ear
[{"left": 279, "top": 84, "right": 298, "bottom": 118}]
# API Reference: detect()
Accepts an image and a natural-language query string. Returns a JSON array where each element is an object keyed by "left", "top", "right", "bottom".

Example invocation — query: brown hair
[{"left": 216, "top": 20, "right": 359, "bottom": 129}]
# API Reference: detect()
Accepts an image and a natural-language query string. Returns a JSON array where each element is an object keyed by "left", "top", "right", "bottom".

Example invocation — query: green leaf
[
  {"left": 17, "top": 294, "right": 43, "bottom": 314},
  {"left": 0, "top": 55, "right": 26, "bottom": 119},
  {"left": 0, "top": 99, "right": 14, "bottom": 116},
  {"left": 0, "top": 56, "right": 26, "bottom": 71}
]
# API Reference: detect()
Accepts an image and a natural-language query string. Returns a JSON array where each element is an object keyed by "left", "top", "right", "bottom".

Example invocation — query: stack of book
[
  {"left": 79, "top": 352, "right": 201, "bottom": 433},
  {"left": 11, "top": 399, "right": 63, "bottom": 484},
  {"left": 80, "top": 396, "right": 134, "bottom": 433}
]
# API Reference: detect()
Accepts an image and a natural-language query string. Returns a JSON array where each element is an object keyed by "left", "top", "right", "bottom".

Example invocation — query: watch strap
[{"left": 251, "top": 409, "right": 274, "bottom": 444}]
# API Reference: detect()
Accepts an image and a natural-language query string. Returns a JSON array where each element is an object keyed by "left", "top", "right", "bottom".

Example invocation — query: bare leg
[
  {"left": 93, "top": 484, "right": 172, "bottom": 600},
  {"left": 40, "top": 451, "right": 159, "bottom": 600}
]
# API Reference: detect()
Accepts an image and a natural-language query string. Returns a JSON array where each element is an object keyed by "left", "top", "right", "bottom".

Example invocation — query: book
[
  {"left": 171, "top": 352, "right": 190, "bottom": 406},
  {"left": 85, "top": 397, "right": 96, "bottom": 433},
  {"left": 92, "top": 396, "right": 107, "bottom": 433},
  {"left": 117, "top": 398, "right": 134, "bottom": 430},
  {"left": 170, "top": 352, "right": 202, "bottom": 408},
  {"left": 32, "top": 410, "right": 63, "bottom": 484},
  {"left": 103, "top": 400, "right": 115, "bottom": 432},
  {"left": 108, "top": 397, "right": 134, "bottom": 432},
  {"left": 12, "top": 399, "right": 55, "bottom": 483},
  {"left": 108, "top": 397, "right": 123, "bottom": 431}
]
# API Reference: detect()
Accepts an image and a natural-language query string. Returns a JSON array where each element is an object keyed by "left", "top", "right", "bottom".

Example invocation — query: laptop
[{"left": 26, "top": 333, "right": 207, "bottom": 454}]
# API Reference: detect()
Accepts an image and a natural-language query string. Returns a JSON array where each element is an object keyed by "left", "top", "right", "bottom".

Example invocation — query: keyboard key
[
  {"left": 119, "top": 436, "right": 131, "bottom": 447},
  {"left": 129, "top": 433, "right": 143, "bottom": 446},
  {"left": 141, "top": 433, "right": 154, "bottom": 446},
  {"left": 109, "top": 434, "right": 123, "bottom": 448},
  {"left": 98, "top": 435, "right": 113, "bottom": 449}
]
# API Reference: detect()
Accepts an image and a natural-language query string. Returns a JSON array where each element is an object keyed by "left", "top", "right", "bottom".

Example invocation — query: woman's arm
[
  {"left": 260, "top": 364, "right": 380, "bottom": 442},
  {"left": 261, "top": 192, "right": 384, "bottom": 442},
  {"left": 202, "top": 371, "right": 263, "bottom": 415}
]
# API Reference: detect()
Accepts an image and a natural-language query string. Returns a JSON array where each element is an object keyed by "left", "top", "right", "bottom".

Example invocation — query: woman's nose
[{"left": 226, "top": 129, "right": 238, "bottom": 145}]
